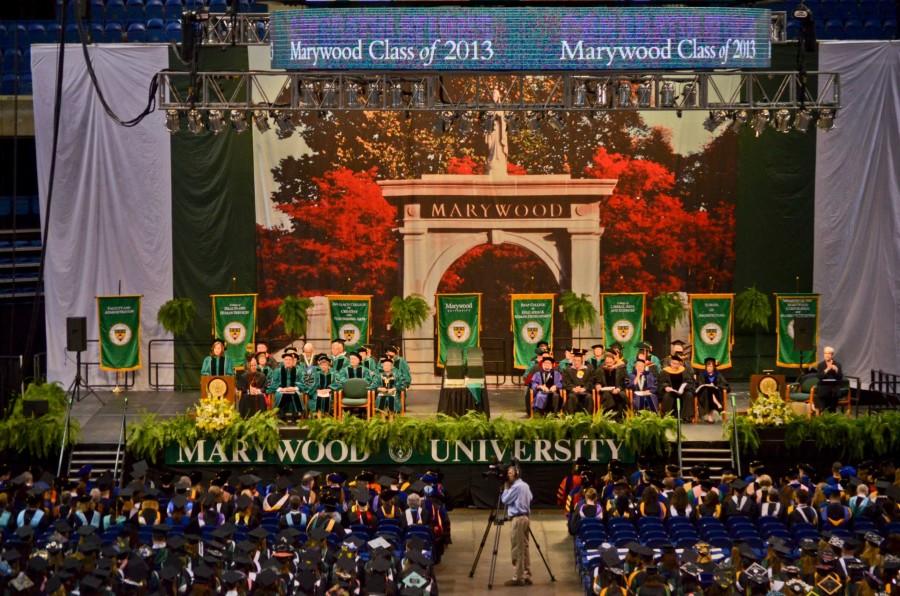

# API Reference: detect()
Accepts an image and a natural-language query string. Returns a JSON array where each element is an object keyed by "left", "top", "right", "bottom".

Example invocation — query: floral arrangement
[
  {"left": 746, "top": 389, "right": 795, "bottom": 426},
  {"left": 193, "top": 397, "right": 238, "bottom": 433}
]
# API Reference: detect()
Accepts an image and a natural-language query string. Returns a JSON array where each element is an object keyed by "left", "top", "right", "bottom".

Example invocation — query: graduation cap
[
  {"left": 118, "top": 486, "right": 134, "bottom": 499},
  {"left": 713, "top": 564, "right": 735, "bottom": 588},
  {"left": 193, "top": 565, "right": 215, "bottom": 582},
  {"left": 774, "top": 544, "right": 796, "bottom": 560},
  {"left": 249, "top": 526, "right": 269, "bottom": 540},
  {"left": 211, "top": 524, "right": 235, "bottom": 540},
  {"left": 222, "top": 569, "right": 246, "bottom": 585},
  {"left": 386, "top": 345, "right": 401, "bottom": 354},
  {"left": 131, "top": 460, "right": 149, "bottom": 477},
  {"left": 240, "top": 473, "right": 261, "bottom": 487},
  {"left": 670, "top": 339, "right": 686, "bottom": 347},
  {"left": 255, "top": 567, "right": 278, "bottom": 587},
  {"left": 159, "top": 563, "right": 181, "bottom": 581},
  {"left": 44, "top": 575, "right": 63, "bottom": 593},
  {"left": 863, "top": 531, "right": 883, "bottom": 547},
  {"left": 370, "top": 555, "right": 393, "bottom": 573},
  {"left": 591, "top": 344, "right": 604, "bottom": 350},
  {"left": 79, "top": 574, "right": 103, "bottom": 592},
  {"left": 799, "top": 538, "right": 818, "bottom": 553},
  {"left": 828, "top": 535, "right": 845, "bottom": 550},
  {"left": 402, "top": 571, "right": 429, "bottom": 589},
  {"left": 572, "top": 348, "right": 588, "bottom": 357},
  {"left": 277, "top": 527, "right": 301, "bottom": 542},
  {"left": 26, "top": 556, "right": 48, "bottom": 573},
  {"left": 406, "top": 549, "right": 432, "bottom": 568},
  {"left": 730, "top": 478, "right": 748, "bottom": 491},
  {"left": 740, "top": 544, "right": 760, "bottom": 562},
  {"left": 152, "top": 523, "right": 170, "bottom": 535},
  {"left": 744, "top": 563, "right": 770, "bottom": 586},
  {"left": 380, "top": 357, "right": 394, "bottom": 364},
  {"left": 166, "top": 535, "right": 186, "bottom": 551},
  {"left": 171, "top": 494, "right": 188, "bottom": 510},
  {"left": 887, "top": 485, "right": 900, "bottom": 502},
  {"left": 541, "top": 356, "right": 556, "bottom": 364},
  {"left": 407, "top": 480, "right": 426, "bottom": 494},
  {"left": 354, "top": 485, "right": 371, "bottom": 504},
  {"left": 704, "top": 357, "right": 717, "bottom": 366},
  {"left": 275, "top": 476, "right": 291, "bottom": 491},
  {"left": 308, "top": 526, "right": 329, "bottom": 542},
  {"left": 883, "top": 555, "right": 900, "bottom": 571},
  {"left": 236, "top": 494, "right": 252, "bottom": 510},
  {"left": 681, "top": 562, "right": 703, "bottom": 578},
  {"left": 315, "top": 353, "right": 331, "bottom": 364},
  {"left": 816, "top": 573, "right": 843, "bottom": 595},
  {"left": 335, "top": 556, "right": 357, "bottom": 578},
  {"left": 14, "top": 526, "right": 34, "bottom": 540},
  {"left": 343, "top": 535, "right": 366, "bottom": 552},
  {"left": 1, "top": 549, "right": 22, "bottom": 563},
  {"left": 124, "top": 556, "right": 150, "bottom": 583},
  {"left": 347, "top": 351, "right": 361, "bottom": 360},
  {"left": 784, "top": 578, "right": 808, "bottom": 594},
  {"left": 53, "top": 519, "right": 72, "bottom": 533}
]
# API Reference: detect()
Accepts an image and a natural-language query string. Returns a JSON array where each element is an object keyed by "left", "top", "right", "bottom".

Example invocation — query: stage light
[
  {"left": 637, "top": 81, "right": 652, "bottom": 107},
  {"left": 793, "top": 109, "right": 812, "bottom": 132},
  {"left": 573, "top": 81, "right": 587, "bottom": 108},
  {"left": 321, "top": 82, "right": 337, "bottom": 108},
  {"left": 253, "top": 110, "right": 270, "bottom": 133},
  {"left": 365, "top": 82, "right": 382, "bottom": 107},
  {"left": 773, "top": 109, "right": 792, "bottom": 133},
  {"left": 817, "top": 108, "right": 835, "bottom": 130},
  {"left": 411, "top": 82, "right": 426, "bottom": 108},
  {"left": 346, "top": 83, "right": 362, "bottom": 108},
  {"left": 187, "top": 109, "right": 204, "bottom": 134},
  {"left": 301, "top": 81, "right": 317, "bottom": 108},
  {"left": 660, "top": 82, "right": 676, "bottom": 108},
  {"left": 703, "top": 110, "right": 726, "bottom": 132},
  {"left": 229, "top": 110, "right": 248, "bottom": 133},
  {"left": 732, "top": 109, "right": 749, "bottom": 131},
  {"left": 165, "top": 109, "right": 180, "bottom": 134},
  {"left": 273, "top": 110, "right": 295, "bottom": 139},
  {"left": 545, "top": 111, "right": 564, "bottom": 132},
  {"left": 208, "top": 110, "right": 226, "bottom": 135},
  {"left": 390, "top": 82, "right": 404, "bottom": 109},
  {"left": 682, "top": 82, "right": 697, "bottom": 107},
  {"left": 617, "top": 81, "right": 632, "bottom": 108},
  {"left": 480, "top": 112, "right": 494, "bottom": 134},
  {"left": 594, "top": 81, "right": 610, "bottom": 108},
  {"left": 752, "top": 109, "right": 770, "bottom": 137}
]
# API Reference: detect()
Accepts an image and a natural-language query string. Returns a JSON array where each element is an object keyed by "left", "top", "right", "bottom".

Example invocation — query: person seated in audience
[
  {"left": 306, "top": 354, "right": 343, "bottom": 417},
  {"left": 789, "top": 489, "right": 819, "bottom": 526},
  {"left": 659, "top": 353, "right": 695, "bottom": 421},
  {"left": 267, "top": 347, "right": 304, "bottom": 423},
  {"left": 697, "top": 490, "right": 722, "bottom": 519},
  {"left": 723, "top": 479, "right": 756, "bottom": 518},
  {"left": 374, "top": 357, "right": 406, "bottom": 415},
  {"left": 330, "top": 338, "right": 349, "bottom": 373},
  {"left": 595, "top": 351, "right": 627, "bottom": 417},
  {"left": 627, "top": 357, "right": 658, "bottom": 413},
  {"left": 564, "top": 348, "right": 595, "bottom": 414},
  {"left": 200, "top": 338, "right": 234, "bottom": 376},
  {"left": 404, "top": 493, "right": 431, "bottom": 528},
  {"left": 237, "top": 353, "right": 269, "bottom": 418},
  {"left": 759, "top": 488, "right": 786, "bottom": 521},
  {"left": 522, "top": 342, "right": 551, "bottom": 412},
  {"left": 849, "top": 483, "right": 872, "bottom": 518},
  {"left": 668, "top": 486, "right": 693, "bottom": 519},
  {"left": 637, "top": 485, "right": 667, "bottom": 519},
  {"left": 281, "top": 494, "right": 310, "bottom": 529},
  {"left": 530, "top": 355, "right": 563, "bottom": 415},
  {"left": 820, "top": 485, "right": 851, "bottom": 528},
  {"left": 695, "top": 357, "right": 729, "bottom": 423},
  {"left": 384, "top": 344, "right": 412, "bottom": 388},
  {"left": 568, "top": 487, "right": 603, "bottom": 535},
  {"left": 347, "top": 487, "right": 378, "bottom": 531}
]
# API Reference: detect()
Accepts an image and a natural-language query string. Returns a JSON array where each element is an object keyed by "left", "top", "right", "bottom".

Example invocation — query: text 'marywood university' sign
[{"left": 271, "top": 7, "right": 771, "bottom": 71}]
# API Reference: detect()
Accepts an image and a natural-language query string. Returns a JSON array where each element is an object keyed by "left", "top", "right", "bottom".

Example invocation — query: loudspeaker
[
  {"left": 66, "top": 317, "right": 87, "bottom": 352},
  {"left": 793, "top": 317, "right": 816, "bottom": 352}
]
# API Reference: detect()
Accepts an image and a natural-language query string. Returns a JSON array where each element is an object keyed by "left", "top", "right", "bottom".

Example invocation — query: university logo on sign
[
  {"left": 340, "top": 323, "right": 361, "bottom": 345},
  {"left": 227, "top": 322, "right": 247, "bottom": 345},
  {"left": 522, "top": 321, "right": 544, "bottom": 344},
  {"left": 449, "top": 320, "right": 471, "bottom": 343},
  {"left": 109, "top": 323, "right": 132, "bottom": 346},
  {"left": 614, "top": 319, "right": 635, "bottom": 342},
  {"left": 701, "top": 323, "right": 723, "bottom": 345}
]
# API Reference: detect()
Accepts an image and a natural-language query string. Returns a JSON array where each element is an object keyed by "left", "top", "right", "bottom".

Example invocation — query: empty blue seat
[
  {"left": 107, "top": 0, "right": 127, "bottom": 22},
  {"left": 0, "top": 25, "right": 8, "bottom": 50},
  {"left": 884, "top": 19, "right": 897, "bottom": 37},
  {"left": 146, "top": 18, "right": 165, "bottom": 42},
  {"left": 126, "top": 0, "right": 146, "bottom": 24},
  {"left": 209, "top": 0, "right": 229, "bottom": 12},
  {"left": 89, "top": 0, "right": 106, "bottom": 20},
  {"left": 103, "top": 23, "right": 124, "bottom": 43},
  {"left": 127, "top": 23, "right": 147, "bottom": 42},
  {"left": 165, "top": 0, "right": 184, "bottom": 20},
  {"left": 65, "top": 24, "right": 81, "bottom": 43},
  {"left": 27, "top": 24, "right": 48, "bottom": 45},
  {"left": 146, "top": 0, "right": 166, "bottom": 20},
  {"left": 862, "top": 19, "right": 884, "bottom": 38},
  {"left": 824, "top": 19, "right": 845, "bottom": 38},
  {"left": 844, "top": 19, "right": 864, "bottom": 37},
  {"left": 3, "top": 49, "right": 23, "bottom": 72}
]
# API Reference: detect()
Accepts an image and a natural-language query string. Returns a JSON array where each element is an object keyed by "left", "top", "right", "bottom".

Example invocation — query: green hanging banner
[
  {"left": 327, "top": 295, "right": 371, "bottom": 352},
  {"left": 511, "top": 294, "right": 555, "bottom": 370},
  {"left": 689, "top": 294, "right": 734, "bottom": 370},
  {"left": 775, "top": 293, "right": 819, "bottom": 368},
  {"left": 436, "top": 293, "right": 481, "bottom": 367},
  {"left": 211, "top": 294, "right": 257, "bottom": 365},
  {"left": 97, "top": 295, "right": 142, "bottom": 372},
  {"left": 601, "top": 293, "right": 646, "bottom": 363}
]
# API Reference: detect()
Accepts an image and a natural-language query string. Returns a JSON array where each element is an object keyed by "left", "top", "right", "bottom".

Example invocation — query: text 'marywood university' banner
[
  {"left": 601, "top": 293, "right": 645, "bottom": 363},
  {"left": 327, "top": 295, "right": 371, "bottom": 352},
  {"left": 271, "top": 7, "right": 771, "bottom": 71},
  {"left": 211, "top": 294, "right": 257, "bottom": 364},
  {"left": 97, "top": 295, "right": 142, "bottom": 371},
  {"left": 689, "top": 294, "right": 734, "bottom": 370},
  {"left": 436, "top": 293, "right": 481, "bottom": 366},
  {"left": 775, "top": 294, "right": 819, "bottom": 368},
  {"left": 511, "top": 294, "right": 555, "bottom": 369}
]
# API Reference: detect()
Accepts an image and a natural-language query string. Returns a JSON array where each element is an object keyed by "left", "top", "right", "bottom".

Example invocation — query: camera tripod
[{"left": 468, "top": 492, "right": 556, "bottom": 589}]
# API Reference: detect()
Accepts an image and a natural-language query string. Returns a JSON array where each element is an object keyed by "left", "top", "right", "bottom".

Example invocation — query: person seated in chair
[
  {"left": 563, "top": 349, "right": 594, "bottom": 414},
  {"left": 201, "top": 338, "right": 234, "bottom": 377},
  {"left": 306, "top": 354, "right": 342, "bottom": 417},
  {"left": 374, "top": 357, "right": 406, "bottom": 415},
  {"left": 695, "top": 357, "right": 730, "bottom": 423},
  {"left": 237, "top": 354, "right": 269, "bottom": 418},
  {"left": 587, "top": 343, "right": 605, "bottom": 370},
  {"left": 358, "top": 345, "right": 379, "bottom": 374},
  {"left": 330, "top": 339, "right": 349, "bottom": 374},
  {"left": 627, "top": 358, "right": 658, "bottom": 413},
  {"left": 530, "top": 355, "right": 563, "bottom": 415},
  {"left": 268, "top": 348, "right": 304, "bottom": 423},
  {"left": 628, "top": 342, "right": 661, "bottom": 375},
  {"left": 343, "top": 351, "right": 372, "bottom": 384},
  {"left": 384, "top": 344, "right": 412, "bottom": 388},
  {"left": 659, "top": 354, "right": 695, "bottom": 421},
  {"left": 814, "top": 346, "right": 844, "bottom": 413},
  {"left": 595, "top": 351, "right": 627, "bottom": 417}
]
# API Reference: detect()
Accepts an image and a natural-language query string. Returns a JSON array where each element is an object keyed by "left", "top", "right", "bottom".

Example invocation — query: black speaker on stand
[{"left": 793, "top": 317, "right": 816, "bottom": 373}]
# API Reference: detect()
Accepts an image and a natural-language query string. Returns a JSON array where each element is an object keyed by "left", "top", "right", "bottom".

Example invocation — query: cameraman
[{"left": 501, "top": 464, "right": 533, "bottom": 586}]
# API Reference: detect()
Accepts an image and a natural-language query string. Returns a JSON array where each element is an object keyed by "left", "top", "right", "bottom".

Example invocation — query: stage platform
[{"left": 71, "top": 384, "right": 752, "bottom": 444}]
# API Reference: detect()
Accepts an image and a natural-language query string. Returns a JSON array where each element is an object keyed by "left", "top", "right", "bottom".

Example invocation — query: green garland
[
  {"left": 0, "top": 382, "right": 79, "bottom": 459},
  {"left": 724, "top": 411, "right": 900, "bottom": 461}
]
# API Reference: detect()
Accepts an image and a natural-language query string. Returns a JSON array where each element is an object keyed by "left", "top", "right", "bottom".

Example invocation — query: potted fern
[
  {"left": 735, "top": 286, "right": 771, "bottom": 373},
  {"left": 279, "top": 296, "right": 314, "bottom": 340},
  {"left": 389, "top": 294, "right": 430, "bottom": 355},
  {"left": 157, "top": 298, "right": 196, "bottom": 337},
  {"left": 649, "top": 292, "right": 686, "bottom": 347},
  {"left": 559, "top": 291, "right": 598, "bottom": 343}
]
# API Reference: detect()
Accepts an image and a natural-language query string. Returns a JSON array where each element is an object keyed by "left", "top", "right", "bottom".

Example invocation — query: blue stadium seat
[
  {"left": 103, "top": 22, "right": 124, "bottom": 43},
  {"left": 65, "top": 24, "right": 81, "bottom": 43},
  {"left": 106, "top": 0, "right": 127, "bottom": 22},
  {"left": 209, "top": 0, "right": 229, "bottom": 13},
  {"left": 90, "top": 23, "right": 105, "bottom": 42},
  {"left": 127, "top": 0, "right": 147, "bottom": 24},
  {"left": 0, "top": 25, "right": 8, "bottom": 50},
  {"left": 836, "top": 0, "right": 861, "bottom": 20},
  {"left": 46, "top": 23, "right": 62, "bottom": 43},
  {"left": 146, "top": 18, "right": 165, "bottom": 41},
  {"left": 884, "top": 19, "right": 897, "bottom": 37},
  {"left": 27, "top": 24, "right": 48, "bottom": 46},
  {"left": 238, "top": 0, "right": 251, "bottom": 12},
  {"left": 10, "top": 24, "right": 28, "bottom": 49},
  {"left": 0, "top": 74, "right": 14, "bottom": 94},
  {"left": 165, "top": 0, "right": 184, "bottom": 20},
  {"left": 844, "top": 19, "right": 864, "bottom": 37},
  {"left": 164, "top": 21, "right": 182, "bottom": 42},
  {"left": 89, "top": 0, "right": 106, "bottom": 21},
  {"left": 862, "top": 19, "right": 884, "bottom": 37},
  {"left": 185, "top": 0, "right": 204, "bottom": 9},
  {"left": 824, "top": 18, "right": 845, "bottom": 38},
  {"left": 127, "top": 23, "right": 147, "bottom": 42},
  {"left": 146, "top": 0, "right": 165, "bottom": 20},
  {"left": 251, "top": 2, "right": 267, "bottom": 12},
  {"left": 2, "top": 49, "right": 23, "bottom": 72}
]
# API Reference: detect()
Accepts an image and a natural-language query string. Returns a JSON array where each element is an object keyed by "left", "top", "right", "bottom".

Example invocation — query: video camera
[{"left": 482, "top": 458, "right": 520, "bottom": 480}]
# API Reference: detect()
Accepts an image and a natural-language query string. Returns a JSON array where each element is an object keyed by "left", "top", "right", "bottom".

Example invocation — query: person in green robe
[
  {"left": 627, "top": 342, "right": 661, "bottom": 375},
  {"left": 342, "top": 352, "right": 372, "bottom": 385},
  {"left": 373, "top": 357, "right": 407, "bottom": 415},
  {"left": 384, "top": 344, "right": 412, "bottom": 387},
  {"left": 358, "top": 345, "right": 379, "bottom": 374},
  {"left": 201, "top": 339, "right": 234, "bottom": 377},
  {"left": 267, "top": 348, "right": 304, "bottom": 423},
  {"left": 557, "top": 347, "right": 575, "bottom": 372},
  {"left": 587, "top": 344, "right": 605, "bottom": 370},
  {"left": 329, "top": 339, "right": 349, "bottom": 374},
  {"left": 305, "top": 354, "right": 343, "bottom": 417}
]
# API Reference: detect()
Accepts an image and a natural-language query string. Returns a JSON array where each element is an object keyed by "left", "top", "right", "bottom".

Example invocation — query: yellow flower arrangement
[
  {"left": 747, "top": 389, "right": 794, "bottom": 426},
  {"left": 194, "top": 396, "right": 238, "bottom": 433}
]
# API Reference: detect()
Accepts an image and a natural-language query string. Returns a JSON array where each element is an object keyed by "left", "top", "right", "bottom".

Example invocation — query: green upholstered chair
[{"left": 337, "top": 377, "right": 372, "bottom": 420}]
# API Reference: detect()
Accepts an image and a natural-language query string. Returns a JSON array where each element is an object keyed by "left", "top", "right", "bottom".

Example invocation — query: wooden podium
[
  {"left": 200, "top": 375, "right": 236, "bottom": 404},
  {"left": 750, "top": 374, "right": 787, "bottom": 402}
]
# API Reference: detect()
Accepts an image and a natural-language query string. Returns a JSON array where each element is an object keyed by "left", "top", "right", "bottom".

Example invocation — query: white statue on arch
[{"left": 485, "top": 88, "right": 509, "bottom": 177}]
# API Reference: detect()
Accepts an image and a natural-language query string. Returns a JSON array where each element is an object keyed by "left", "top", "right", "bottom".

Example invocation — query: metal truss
[{"left": 158, "top": 70, "right": 840, "bottom": 113}]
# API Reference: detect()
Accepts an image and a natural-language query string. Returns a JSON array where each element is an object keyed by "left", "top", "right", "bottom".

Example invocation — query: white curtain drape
[
  {"left": 814, "top": 41, "right": 900, "bottom": 380},
  {"left": 32, "top": 44, "right": 173, "bottom": 390}
]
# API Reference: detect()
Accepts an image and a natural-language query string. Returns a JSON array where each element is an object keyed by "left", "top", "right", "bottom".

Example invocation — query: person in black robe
[
  {"left": 658, "top": 354, "right": 695, "bottom": 421},
  {"left": 563, "top": 349, "right": 594, "bottom": 414},
  {"left": 814, "top": 346, "right": 844, "bottom": 413},
  {"left": 695, "top": 357, "right": 730, "bottom": 422},
  {"left": 237, "top": 354, "right": 269, "bottom": 418},
  {"left": 593, "top": 352, "right": 627, "bottom": 417}
]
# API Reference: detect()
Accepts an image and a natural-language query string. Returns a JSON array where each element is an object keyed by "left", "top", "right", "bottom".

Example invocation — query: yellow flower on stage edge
[
  {"left": 194, "top": 396, "right": 238, "bottom": 432},
  {"left": 747, "top": 390, "right": 795, "bottom": 427}
]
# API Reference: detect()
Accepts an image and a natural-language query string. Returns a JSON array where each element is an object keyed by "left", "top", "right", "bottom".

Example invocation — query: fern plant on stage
[
  {"left": 157, "top": 298, "right": 196, "bottom": 337},
  {"left": 649, "top": 292, "right": 686, "bottom": 345},
  {"left": 279, "top": 296, "right": 314, "bottom": 339},
  {"left": 389, "top": 294, "right": 430, "bottom": 354},
  {"left": 735, "top": 286, "right": 771, "bottom": 373},
  {"left": 0, "top": 382, "right": 79, "bottom": 459},
  {"left": 560, "top": 291, "right": 598, "bottom": 342}
]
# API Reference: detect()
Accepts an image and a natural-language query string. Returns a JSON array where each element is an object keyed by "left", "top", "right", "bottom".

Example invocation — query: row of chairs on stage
[{"left": 528, "top": 387, "right": 729, "bottom": 422}]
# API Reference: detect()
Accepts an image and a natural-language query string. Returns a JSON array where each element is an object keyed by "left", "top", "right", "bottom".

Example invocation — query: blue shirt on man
[{"left": 501, "top": 479, "right": 533, "bottom": 517}]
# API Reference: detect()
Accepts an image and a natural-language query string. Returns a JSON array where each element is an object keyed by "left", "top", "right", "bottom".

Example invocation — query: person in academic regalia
[
  {"left": 594, "top": 351, "right": 627, "bottom": 417},
  {"left": 384, "top": 344, "right": 412, "bottom": 387},
  {"left": 659, "top": 353, "right": 695, "bottom": 421},
  {"left": 695, "top": 357, "right": 730, "bottom": 423},
  {"left": 358, "top": 345, "right": 379, "bottom": 374},
  {"left": 814, "top": 346, "right": 844, "bottom": 413},
  {"left": 557, "top": 347, "right": 574, "bottom": 372},
  {"left": 299, "top": 342, "right": 317, "bottom": 376},
  {"left": 722, "top": 479, "right": 756, "bottom": 519},
  {"left": 660, "top": 339, "right": 688, "bottom": 370},
  {"left": 237, "top": 354, "right": 269, "bottom": 418},
  {"left": 342, "top": 352, "right": 372, "bottom": 385},
  {"left": 267, "top": 348, "right": 304, "bottom": 423},
  {"left": 329, "top": 339, "right": 349, "bottom": 374},
  {"left": 374, "top": 358, "right": 406, "bottom": 414},
  {"left": 627, "top": 342, "right": 661, "bottom": 375},
  {"left": 521, "top": 342, "right": 550, "bottom": 413},
  {"left": 306, "top": 354, "right": 343, "bottom": 417},
  {"left": 563, "top": 349, "right": 595, "bottom": 414},
  {"left": 200, "top": 339, "right": 234, "bottom": 376},
  {"left": 627, "top": 357, "right": 658, "bottom": 413},
  {"left": 529, "top": 356, "right": 563, "bottom": 415},
  {"left": 587, "top": 344, "right": 605, "bottom": 370},
  {"left": 254, "top": 341, "right": 278, "bottom": 371}
]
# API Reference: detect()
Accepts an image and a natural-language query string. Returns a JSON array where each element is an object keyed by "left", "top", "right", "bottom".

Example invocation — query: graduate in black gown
[
  {"left": 563, "top": 349, "right": 595, "bottom": 414},
  {"left": 695, "top": 357, "right": 729, "bottom": 423},
  {"left": 594, "top": 351, "right": 627, "bottom": 417},
  {"left": 237, "top": 354, "right": 269, "bottom": 418},
  {"left": 659, "top": 353, "right": 695, "bottom": 421}
]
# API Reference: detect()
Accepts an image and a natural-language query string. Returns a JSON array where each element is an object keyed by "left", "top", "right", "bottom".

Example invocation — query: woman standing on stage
[{"left": 200, "top": 338, "right": 234, "bottom": 376}]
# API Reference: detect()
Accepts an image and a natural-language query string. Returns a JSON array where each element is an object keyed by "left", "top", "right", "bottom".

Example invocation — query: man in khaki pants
[{"left": 501, "top": 464, "right": 533, "bottom": 586}]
